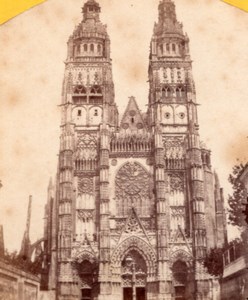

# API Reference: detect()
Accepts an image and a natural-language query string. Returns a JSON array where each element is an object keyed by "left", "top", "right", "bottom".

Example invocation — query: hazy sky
[{"left": 0, "top": 0, "right": 247, "bottom": 252}]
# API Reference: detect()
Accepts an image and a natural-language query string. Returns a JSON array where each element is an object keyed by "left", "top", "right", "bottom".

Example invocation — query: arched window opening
[
  {"left": 172, "top": 260, "right": 188, "bottom": 286},
  {"left": 160, "top": 44, "right": 163, "bottom": 55},
  {"left": 84, "top": 44, "right": 88, "bottom": 52},
  {"left": 162, "top": 86, "right": 172, "bottom": 98},
  {"left": 172, "top": 260, "right": 188, "bottom": 300},
  {"left": 176, "top": 86, "right": 185, "bottom": 98},
  {"left": 78, "top": 110, "right": 82, "bottom": 117},
  {"left": 172, "top": 43, "right": 176, "bottom": 53},
  {"left": 89, "top": 85, "right": 103, "bottom": 104},
  {"left": 90, "top": 44, "right": 94, "bottom": 52},
  {"left": 206, "top": 154, "right": 211, "bottom": 166},
  {"left": 97, "top": 44, "right": 101, "bottom": 53},
  {"left": 131, "top": 117, "right": 134, "bottom": 123},
  {"left": 74, "top": 85, "right": 86, "bottom": 94},
  {"left": 176, "top": 88, "right": 180, "bottom": 98},
  {"left": 90, "top": 85, "right": 102, "bottom": 94},
  {"left": 77, "top": 45, "right": 81, "bottom": 54},
  {"left": 166, "top": 43, "right": 170, "bottom": 52},
  {"left": 76, "top": 260, "right": 97, "bottom": 300}
]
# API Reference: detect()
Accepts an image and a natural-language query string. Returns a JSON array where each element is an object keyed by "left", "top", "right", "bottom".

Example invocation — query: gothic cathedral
[{"left": 43, "top": 1, "right": 227, "bottom": 299}]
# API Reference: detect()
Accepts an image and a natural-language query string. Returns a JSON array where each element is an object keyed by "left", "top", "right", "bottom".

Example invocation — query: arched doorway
[
  {"left": 121, "top": 250, "right": 147, "bottom": 300},
  {"left": 77, "top": 260, "right": 97, "bottom": 300},
  {"left": 172, "top": 260, "right": 188, "bottom": 300}
]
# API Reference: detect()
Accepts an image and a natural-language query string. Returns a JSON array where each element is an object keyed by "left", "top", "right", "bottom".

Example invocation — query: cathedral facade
[{"left": 43, "top": 1, "right": 227, "bottom": 299}]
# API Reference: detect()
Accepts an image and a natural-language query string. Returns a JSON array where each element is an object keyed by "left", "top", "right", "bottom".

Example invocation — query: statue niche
[{"left": 115, "top": 162, "right": 151, "bottom": 217}]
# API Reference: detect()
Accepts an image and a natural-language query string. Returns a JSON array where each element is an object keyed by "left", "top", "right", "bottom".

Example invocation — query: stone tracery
[{"left": 115, "top": 162, "right": 151, "bottom": 217}]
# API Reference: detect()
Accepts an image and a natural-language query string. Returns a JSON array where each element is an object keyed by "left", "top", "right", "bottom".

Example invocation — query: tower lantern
[{"left": 82, "top": 0, "right": 101, "bottom": 22}]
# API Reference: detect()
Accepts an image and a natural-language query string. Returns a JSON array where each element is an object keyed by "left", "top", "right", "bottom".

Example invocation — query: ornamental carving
[
  {"left": 76, "top": 132, "right": 98, "bottom": 160},
  {"left": 171, "top": 207, "right": 185, "bottom": 217},
  {"left": 124, "top": 211, "right": 143, "bottom": 235},
  {"left": 116, "top": 162, "right": 149, "bottom": 198},
  {"left": 122, "top": 250, "right": 147, "bottom": 287},
  {"left": 115, "top": 162, "right": 151, "bottom": 216},
  {"left": 163, "top": 136, "right": 185, "bottom": 159},
  {"left": 169, "top": 250, "right": 192, "bottom": 267},
  {"left": 169, "top": 173, "right": 184, "bottom": 192},
  {"left": 111, "top": 236, "right": 157, "bottom": 277},
  {"left": 77, "top": 209, "right": 94, "bottom": 221},
  {"left": 78, "top": 177, "right": 94, "bottom": 195},
  {"left": 72, "top": 250, "right": 97, "bottom": 264}
]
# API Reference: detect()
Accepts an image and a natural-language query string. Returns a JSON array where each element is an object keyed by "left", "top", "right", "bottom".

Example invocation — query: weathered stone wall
[
  {"left": 221, "top": 253, "right": 248, "bottom": 300},
  {"left": 0, "top": 260, "right": 40, "bottom": 300}
]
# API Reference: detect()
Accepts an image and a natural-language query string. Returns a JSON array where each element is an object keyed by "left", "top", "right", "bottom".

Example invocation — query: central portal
[
  {"left": 121, "top": 250, "right": 147, "bottom": 300},
  {"left": 123, "top": 287, "right": 146, "bottom": 300}
]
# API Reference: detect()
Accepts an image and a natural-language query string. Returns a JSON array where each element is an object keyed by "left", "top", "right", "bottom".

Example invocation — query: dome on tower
[{"left": 67, "top": 0, "right": 110, "bottom": 60}]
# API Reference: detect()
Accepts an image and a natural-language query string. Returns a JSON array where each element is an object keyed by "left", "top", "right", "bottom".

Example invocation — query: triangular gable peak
[
  {"left": 170, "top": 225, "right": 193, "bottom": 255},
  {"left": 116, "top": 207, "right": 151, "bottom": 245},
  {"left": 120, "top": 96, "right": 146, "bottom": 132}
]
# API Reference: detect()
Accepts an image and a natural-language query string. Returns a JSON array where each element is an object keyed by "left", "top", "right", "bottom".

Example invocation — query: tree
[
  {"left": 228, "top": 162, "right": 247, "bottom": 228},
  {"left": 203, "top": 247, "right": 224, "bottom": 277},
  {"left": 204, "top": 239, "right": 244, "bottom": 277},
  {"left": 1, "top": 248, "right": 43, "bottom": 275}
]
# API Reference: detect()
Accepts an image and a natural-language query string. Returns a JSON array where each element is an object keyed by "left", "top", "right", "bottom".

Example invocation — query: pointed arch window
[
  {"left": 89, "top": 85, "right": 103, "bottom": 104},
  {"left": 90, "top": 44, "right": 94, "bottom": 52},
  {"left": 90, "top": 85, "right": 102, "bottom": 94},
  {"left": 74, "top": 85, "right": 86, "bottom": 94},
  {"left": 166, "top": 43, "right": 170, "bottom": 52},
  {"left": 176, "top": 86, "right": 186, "bottom": 98},
  {"left": 84, "top": 44, "right": 88, "bottom": 52},
  {"left": 162, "top": 86, "right": 172, "bottom": 98}
]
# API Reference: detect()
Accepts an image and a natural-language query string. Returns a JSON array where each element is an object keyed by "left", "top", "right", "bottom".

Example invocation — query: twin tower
[{"left": 43, "top": 1, "right": 227, "bottom": 299}]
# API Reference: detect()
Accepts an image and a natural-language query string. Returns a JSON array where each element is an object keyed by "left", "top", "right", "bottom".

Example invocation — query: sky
[{"left": 0, "top": 0, "right": 247, "bottom": 252}]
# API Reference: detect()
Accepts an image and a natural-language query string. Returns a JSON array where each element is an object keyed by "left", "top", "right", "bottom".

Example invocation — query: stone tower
[{"left": 43, "top": 1, "right": 227, "bottom": 299}]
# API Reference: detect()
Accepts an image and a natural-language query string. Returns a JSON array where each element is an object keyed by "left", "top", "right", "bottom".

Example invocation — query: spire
[
  {"left": 20, "top": 195, "right": 32, "bottom": 259},
  {"left": 0, "top": 225, "right": 4, "bottom": 257}
]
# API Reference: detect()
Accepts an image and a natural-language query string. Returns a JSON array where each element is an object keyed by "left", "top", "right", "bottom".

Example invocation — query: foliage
[
  {"left": 203, "top": 247, "right": 224, "bottom": 277},
  {"left": 0, "top": 249, "right": 43, "bottom": 276},
  {"left": 228, "top": 162, "right": 247, "bottom": 228},
  {"left": 204, "top": 238, "right": 244, "bottom": 277}
]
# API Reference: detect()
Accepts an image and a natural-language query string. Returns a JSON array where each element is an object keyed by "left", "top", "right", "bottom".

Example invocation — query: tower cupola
[
  {"left": 155, "top": 0, "right": 183, "bottom": 36},
  {"left": 82, "top": 0, "right": 101, "bottom": 22}
]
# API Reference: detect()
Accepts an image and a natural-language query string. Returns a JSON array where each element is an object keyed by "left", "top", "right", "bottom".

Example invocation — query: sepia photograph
[{"left": 0, "top": 0, "right": 248, "bottom": 299}]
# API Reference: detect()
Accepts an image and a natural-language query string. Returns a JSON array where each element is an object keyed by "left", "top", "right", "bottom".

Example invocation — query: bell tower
[
  {"left": 64, "top": 0, "right": 118, "bottom": 129},
  {"left": 148, "top": 0, "right": 193, "bottom": 129},
  {"left": 148, "top": 1, "right": 226, "bottom": 299},
  {"left": 55, "top": 1, "right": 118, "bottom": 298}
]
